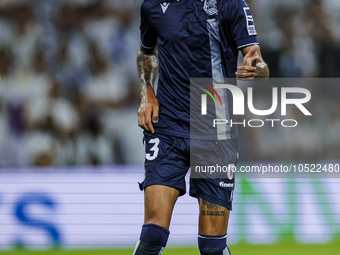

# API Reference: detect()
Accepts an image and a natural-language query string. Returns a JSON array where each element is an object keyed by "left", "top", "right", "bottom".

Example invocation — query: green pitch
[{"left": 1, "top": 242, "right": 340, "bottom": 255}]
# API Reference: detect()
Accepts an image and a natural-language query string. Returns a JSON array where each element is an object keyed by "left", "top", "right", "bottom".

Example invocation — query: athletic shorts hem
[
  {"left": 189, "top": 190, "right": 232, "bottom": 211},
  {"left": 139, "top": 180, "right": 186, "bottom": 196}
]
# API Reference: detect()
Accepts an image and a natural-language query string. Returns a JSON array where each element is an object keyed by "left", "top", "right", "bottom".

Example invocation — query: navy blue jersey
[{"left": 140, "top": 0, "right": 258, "bottom": 140}]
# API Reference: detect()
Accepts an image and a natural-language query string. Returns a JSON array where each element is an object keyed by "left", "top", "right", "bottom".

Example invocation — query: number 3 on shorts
[{"left": 145, "top": 138, "right": 160, "bottom": 161}]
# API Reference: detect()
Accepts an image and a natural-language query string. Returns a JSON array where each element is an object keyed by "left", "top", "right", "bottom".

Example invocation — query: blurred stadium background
[{"left": 0, "top": 0, "right": 339, "bottom": 254}]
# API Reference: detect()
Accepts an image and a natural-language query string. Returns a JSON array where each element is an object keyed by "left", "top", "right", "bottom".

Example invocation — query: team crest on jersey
[{"left": 203, "top": 0, "right": 218, "bottom": 15}]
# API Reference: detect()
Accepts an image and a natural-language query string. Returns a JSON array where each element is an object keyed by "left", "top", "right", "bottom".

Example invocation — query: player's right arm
[
  {"left": 138, "top": 1, "right": 159, "bottom": 133},
  {"left": 137, "top": 45, "right": 158, "bottom": 134}
]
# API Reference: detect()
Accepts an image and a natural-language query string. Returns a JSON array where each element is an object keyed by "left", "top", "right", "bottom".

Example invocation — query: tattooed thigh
[{"left": 200, "top": 199, "right": 226, "bottom": 216}]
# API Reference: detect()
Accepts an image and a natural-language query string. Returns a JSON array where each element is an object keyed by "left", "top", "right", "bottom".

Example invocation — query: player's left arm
[{"left": 236, "top": 44, "right": 269, "bottom": 82}]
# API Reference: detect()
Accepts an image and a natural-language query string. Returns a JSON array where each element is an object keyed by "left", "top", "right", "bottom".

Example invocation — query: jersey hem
[{"left": 147, "top": 129, "right": 238, "bottom": 140}]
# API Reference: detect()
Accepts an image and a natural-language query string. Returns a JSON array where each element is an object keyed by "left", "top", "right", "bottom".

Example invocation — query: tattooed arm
[
  {"left": 236, "top": 44, "right": 269, "bottom": 82},
  {"left": 137, "top": 45, "right": 159, "bottom": 134}
]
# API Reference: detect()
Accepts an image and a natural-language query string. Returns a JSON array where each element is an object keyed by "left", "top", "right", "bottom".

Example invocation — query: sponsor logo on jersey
[{"left": 219, "top": 181, "right": 234, "bottom": 188}]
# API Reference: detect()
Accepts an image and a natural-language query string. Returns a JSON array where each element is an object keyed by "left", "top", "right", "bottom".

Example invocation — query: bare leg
[
  {"left": 197, "top": 197, "right": 231, "bottom": 254},
  {"left": 133, "top": 185, "right": 180, "bottom": 254},
  {"left": 144, "top": 185, "right": 181, "bottom": 230},
  {"left": 198, "top": 197, "right": 230, "bottom": 235}
]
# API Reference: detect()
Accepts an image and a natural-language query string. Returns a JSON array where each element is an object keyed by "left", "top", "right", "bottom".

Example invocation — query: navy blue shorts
[{"left": 139, "top": 132, "right": 238, "bottom": 210}]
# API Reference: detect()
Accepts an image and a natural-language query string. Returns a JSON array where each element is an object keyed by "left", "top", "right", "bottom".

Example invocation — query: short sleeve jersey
[{"left": 140, "top": 0, "right": 258, "bottom": 140}]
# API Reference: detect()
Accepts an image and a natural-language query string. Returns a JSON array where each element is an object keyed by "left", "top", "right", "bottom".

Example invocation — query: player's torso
[
  {"left": 145, "top": 0, "right": 236, "bottom": 78},
  {"left": 143, "top": 0, "right": 240, "bottom": 139}
]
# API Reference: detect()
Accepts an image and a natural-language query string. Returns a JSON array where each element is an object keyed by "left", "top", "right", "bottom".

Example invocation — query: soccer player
[{"left": 134, "top": 0, "right": 269, "bottom": 254}]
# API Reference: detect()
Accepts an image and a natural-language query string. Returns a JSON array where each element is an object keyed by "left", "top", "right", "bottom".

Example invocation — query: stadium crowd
[{"left": 0, "top": 0, "right": 339, "bottom": 167}]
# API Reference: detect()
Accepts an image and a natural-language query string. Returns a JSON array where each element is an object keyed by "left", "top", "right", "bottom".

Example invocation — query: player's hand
[
  {"left": 138, "top": 86, "right": 159, "bottom": 134},
  {"left": 236, "top": 44, "right": 259, "bottom": 81}
]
